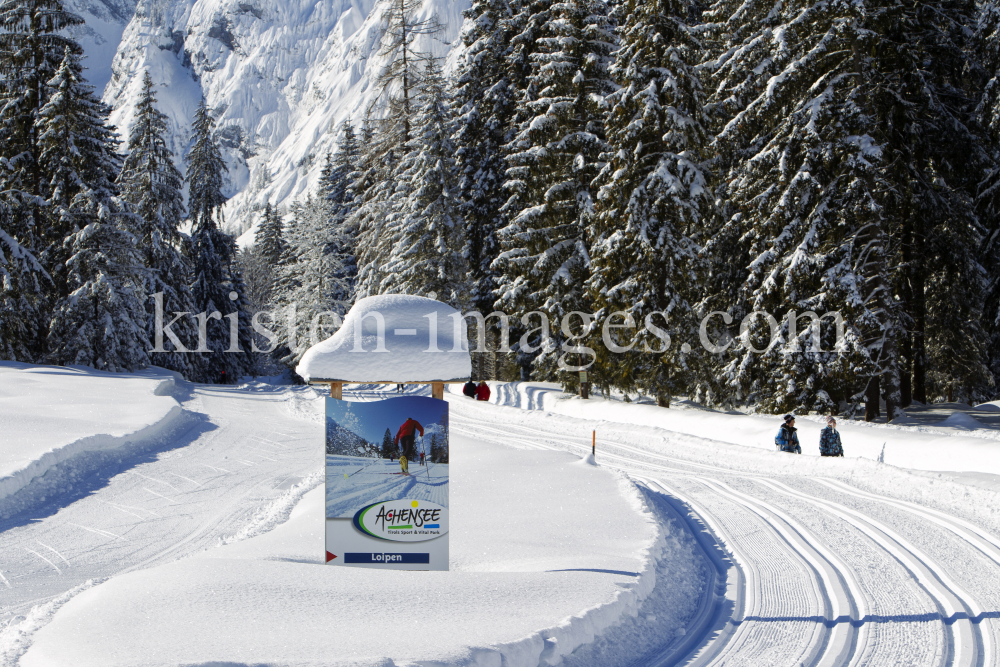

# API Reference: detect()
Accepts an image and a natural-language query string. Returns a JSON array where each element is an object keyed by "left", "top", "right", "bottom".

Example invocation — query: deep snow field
[{"left": 3, "top": 363, "right": 1000, "bottom": 666}]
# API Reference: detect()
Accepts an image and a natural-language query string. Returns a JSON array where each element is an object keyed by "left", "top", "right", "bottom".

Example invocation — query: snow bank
[
  {"left": 475, "top": 382, "right": 1000, "bottom": 477},
  {"left": 297, "top": 294, "right": 471, "bottom": 382},
  {"left": 21, "top": 438, "right": 668, "bottom": 667},
  {"left": 0, "top": 363, "right": 184, "bottom": 504},
  {"left": 936, "top": 412, "right": 984, "bottom": 430}
]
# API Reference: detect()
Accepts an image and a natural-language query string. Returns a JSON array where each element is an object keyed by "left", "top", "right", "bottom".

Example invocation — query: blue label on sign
[{"left": 344, "top": 552, "right": 430, "bottom": 564}]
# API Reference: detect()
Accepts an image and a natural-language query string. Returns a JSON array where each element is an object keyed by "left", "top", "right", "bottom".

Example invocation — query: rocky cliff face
[
  {"left": 101, "top": 0, "right": 469, "bottom": 242},
  {"left": 67, "top": 0, "right": 138, "bottom": 94}
]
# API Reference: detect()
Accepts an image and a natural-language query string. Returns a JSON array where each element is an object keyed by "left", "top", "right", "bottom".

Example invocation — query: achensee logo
[{"left": 353, "top": 500, "right": 448, "bottom": 542}]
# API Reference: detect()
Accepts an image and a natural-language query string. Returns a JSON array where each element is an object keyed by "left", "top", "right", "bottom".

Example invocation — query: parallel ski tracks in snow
[{"left": 452, "top": 411, "right": 1000, "bottom": 667}]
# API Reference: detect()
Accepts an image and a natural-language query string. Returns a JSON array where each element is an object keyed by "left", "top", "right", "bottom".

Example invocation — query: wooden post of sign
[
  {"left": 579, "top": 370, "right": 589, "bottom": 399},
  {"left": 330, "top": 382, "right": 342, "bottom": 400},
  {"left": 431, "top": 382, "right": 444, "bottom": 400}
]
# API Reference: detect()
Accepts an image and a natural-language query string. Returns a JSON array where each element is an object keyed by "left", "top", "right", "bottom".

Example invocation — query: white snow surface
[
  {"left": 9, "top": 375, "right": 660, "bottom": 667},
  {"left": 325, "top": 455, "right": 448, "bottom": 517},
  {"left": 7, "top": 369, "right": 1000, "bottom": 666},
  {"left": 102, "top": 0, "right": 470, "bottom": 240},
  {"left": 0, "top": 362, "right": 182, "bottom": 504},
  {"left": 297, "top": 294, "right": 471, "bottom": 382},
  {"left": 471, "top": 381, "right": 1000, "bottom": 477},
  {"left": 66, "top": 0, "right": 137, "bottom": 96}
]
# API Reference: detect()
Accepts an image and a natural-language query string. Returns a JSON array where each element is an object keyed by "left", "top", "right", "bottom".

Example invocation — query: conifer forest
[{"left": 2, "top": 0, "right": 1000, "bottom": 420}]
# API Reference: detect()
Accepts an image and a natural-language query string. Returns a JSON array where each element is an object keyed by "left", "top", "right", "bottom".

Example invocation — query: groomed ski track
[
  {"left": 5, "top": 379, "right": 1000, "bottom": 666},
  {"left": 448, "top": 392, "right": 1000, "bottom": 667}
]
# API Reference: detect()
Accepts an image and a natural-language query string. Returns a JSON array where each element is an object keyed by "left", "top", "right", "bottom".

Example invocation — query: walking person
[
  {"left": 419, "top": 451, "right": 425, "bottom": 466},
  {"left": 476, "top": 381, "right": 491, "bottom": 402},
  {"left": 393, "top": 417, "right": 424, "bottom": 475},
  {"left": 775, "top": 414, "right": 801, "bottom": 454},
  {"left": 819, "top": 417, "right": 844, "bottom": 457},
  {"left": 463, "top": 380, "right": 477, "bottom": 398}
]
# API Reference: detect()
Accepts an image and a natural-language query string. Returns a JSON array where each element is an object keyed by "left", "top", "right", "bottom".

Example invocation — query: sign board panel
[{"left": 324, "top": 395, "right": 449, "bottom": 570}]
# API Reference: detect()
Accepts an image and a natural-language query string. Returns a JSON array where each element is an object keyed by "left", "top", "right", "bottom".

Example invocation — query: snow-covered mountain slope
[
  {"left": 102, "top": 0, "right": 469, "bottom": 244},
  {"left": 67, "top": 0, "right": 138, "bottom": 94}
]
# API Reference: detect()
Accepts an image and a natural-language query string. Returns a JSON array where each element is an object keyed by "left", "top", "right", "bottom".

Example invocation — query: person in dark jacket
[
  {"left": 775, "top": 414, "right": 801, "bottom": 454},
  {"left": 819, "top": 417, "right": 844, "bottom": 457},
  {"left": 463, "top": 380, "right": 477, "bottom": 398},
  {"left": 476, "top": 381, "right": 491, "bottom": 401},
  {"left": 394, "top": 417, "right": 424, "bottom": 475}
]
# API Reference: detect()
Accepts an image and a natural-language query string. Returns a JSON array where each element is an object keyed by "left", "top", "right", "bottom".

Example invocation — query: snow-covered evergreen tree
[
  {"left": 254, "top": 202, "right": 284, "bottom": 266},
  {"left": 380, "top": 60, "right": 470, "bottom": 307},
  {"left": 119, "top": 71, "right": 197, "bottom": 376},
  {"left": 453, "top": 0, "right": 518, "bottom": 314},
  {"left": 270, "top": 195, "right": 350, "bottom": 366},
  {"left": 354, "top": 108, "right": 406, "bottom": 300},
  {"left": 267, "top": 121, "right": 362, "bottom": 367},
  {"left": 0, "top": 0, "right": 83, "bottom": 250},
  {"left": 975, "top": 0, "right": 1000, "bottom": 393},
  {"left": 0, "top": 198, "right": 47, "bottom": 361},
  {"left": 700, "top": 0, "right": 886, "bottom": 414},
  {"left": 185, "top": 99, "right": 253, "bottom": 383},
  {"left": 495, "top": 0, "right": 616, "bottom": 375},
  {"left": 318, "top": 121, "right": 360, "bottom": 306},
  {"left": 40, "top": 50, "right": 150, "bottom": 371},
  {"left": 588, "top": 0, "right": 712, "bottom": 407},
  {"left": 0, "top": 0, "right": 84, "bottom": 358},
  {"left": 701, "top": 0, "right": 991, "bottom": 415},
  {"left": 876, "top": 1, "right": 991, "bottom": 407},
  {"left": 381, "top": 427, "right": 394, "bottom": 458}
]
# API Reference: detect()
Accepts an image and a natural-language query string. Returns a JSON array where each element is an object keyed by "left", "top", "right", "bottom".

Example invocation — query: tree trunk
[
  {"left": 911, "top": 212, "right": 927, "bottom": 404},
  {"left": 900, "top": 332, "right": 912, "bottom": 407},
  {"left": 912, "top": 284, "right": 927, "bottom": 403},
  {"left": 865, "top": 376, "right": 880, "bottom": 422},
  {"left": 656, "top": 394, "right": 670, "bottom": 408},
  {"left": 882, "top": 333, "right": 903, "bottom": 422}
]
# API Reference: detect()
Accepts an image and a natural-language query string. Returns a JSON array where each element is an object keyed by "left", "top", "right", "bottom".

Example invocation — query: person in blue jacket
[
  {"left": 819, "top": 416, "right": 844, "bottom": 457},
  {"left": 775, "top": 414, "right": 801, "bottom": 454}
]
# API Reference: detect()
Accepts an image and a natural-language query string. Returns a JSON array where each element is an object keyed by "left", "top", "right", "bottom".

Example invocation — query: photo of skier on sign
[
  {"left": 394, "top": 417, "right": 424, "bottom": 475},
  {"left": 325, "top": 395, "right": 449, "bottom": 519}
]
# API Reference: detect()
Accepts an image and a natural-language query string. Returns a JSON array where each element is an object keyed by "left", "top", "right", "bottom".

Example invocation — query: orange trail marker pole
[{"left": 592, "top": 430, "right": 595, "bottom": 457}]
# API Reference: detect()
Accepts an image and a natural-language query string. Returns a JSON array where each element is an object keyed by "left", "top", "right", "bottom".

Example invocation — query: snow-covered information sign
[{"left": 325, "top": 395, "right": 450, "bottom": 570}]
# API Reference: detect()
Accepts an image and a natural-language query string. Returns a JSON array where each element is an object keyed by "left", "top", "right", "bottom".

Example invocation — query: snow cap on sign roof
[{"left": 296, "top": 294, "right": 471, "bottom": 383}]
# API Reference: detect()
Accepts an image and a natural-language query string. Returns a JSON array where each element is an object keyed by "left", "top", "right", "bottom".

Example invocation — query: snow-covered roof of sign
[{"left": 296, "top": 294, "right": 471, "bottom": 383}]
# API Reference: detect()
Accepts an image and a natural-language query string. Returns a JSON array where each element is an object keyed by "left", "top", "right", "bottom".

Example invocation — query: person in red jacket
[
  {"left": 476, "top": 382, "right": 490, "bottom": 401},
  {"left": 393, "top": 417, "right": 424, "bottom": 475}
]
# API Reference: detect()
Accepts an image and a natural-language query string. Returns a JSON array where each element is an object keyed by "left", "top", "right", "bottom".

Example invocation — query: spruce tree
[
  {"left": 185, "top": 99, "right": 253, "bottom": 383},
  {"left": 0, "top": 199, "right": 46, "bottom": 361},
  {"left": 702, "top": 0, "right": 991, "bottom": 415},
  {"left": 319, "top": 121, "right": 360, "bottom": 306},
  {"left": 877, "top": 1, "right": 991, "bottom": 407},
  {"left": 40, "top": 50, "right": 149, "bottom": 371},
  {"left": 588, "top": 0, "right": 712, "bottom": 407},
  {"left": 254, "top": 202, "right": 285, "bottom": 266},
  {"left": 701, "top": 0, "right": 887, "bottom": 414},
  {"left": 495, "top": 0, "right": 616, "bottom": 376},
  {"left": 975, "top": 0, "right": 1000, "bottom": 393},
  {"left": 380, "top": 60, "right": 470, "bottom": 307},
  {"left": 119, "top": 71, "right": 198, "bottom": 375},
  {"left": 0, "top": 0, "right": 84, "bottom": 235},
  {"left": 453, "top": 0, "right": 518, "bottom": 314},
  {"left": 354, "top": 110, "right": 406, "bottom": 300},
  {"left": 381, "top": 427, "right": 394, "bottom": 458},
  {"left": 270, "top": 195, "right": 350, "bottom": 366},
  {"left": 0, "top": 0, "right": 84, "bottom": 357}
]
